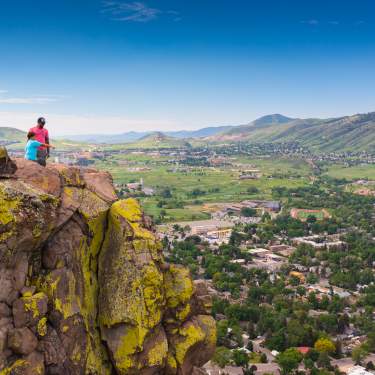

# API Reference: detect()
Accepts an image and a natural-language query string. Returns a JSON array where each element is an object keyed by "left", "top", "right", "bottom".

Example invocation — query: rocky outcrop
[{"left": 0, "top": 148, "right": 216, "bottom": 375}]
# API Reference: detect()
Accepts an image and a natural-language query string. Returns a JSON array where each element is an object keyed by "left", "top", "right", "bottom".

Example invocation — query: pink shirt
[{"left": 29, "top": 126, "right": 49, "bottom": 150}]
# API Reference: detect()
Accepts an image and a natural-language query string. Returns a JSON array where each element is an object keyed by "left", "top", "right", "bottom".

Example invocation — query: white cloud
[
  {"left": 101, "top": 1, "right": 180, "bottom": 23},
  {"left": 0, "top": 90, "right": 64, "bottom": 105},
  {"left": 0, "top": 111, "right": 180, "bottom": 135},
  {"left": 0, "top": 97, "right": 59, "bottom": 104},
  {"left": 300, "top": 19, "right": 319, "bottom": 25},
  {"left": 102, "top": 1, "right": 160, "bottom": 22}
]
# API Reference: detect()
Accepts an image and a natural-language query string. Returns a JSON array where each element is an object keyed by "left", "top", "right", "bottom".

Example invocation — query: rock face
[{"left": 0, "top": 153, "right": 216, "bottom": 374}]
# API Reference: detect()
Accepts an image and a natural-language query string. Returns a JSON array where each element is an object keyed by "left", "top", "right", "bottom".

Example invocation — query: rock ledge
[{"left": 0, "top": 149, "right": 216, "bottom": 375}]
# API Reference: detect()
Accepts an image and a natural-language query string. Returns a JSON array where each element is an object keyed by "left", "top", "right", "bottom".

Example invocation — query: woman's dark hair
[{"left": 27, "top": 131, "right": 36, "bottom": 140}]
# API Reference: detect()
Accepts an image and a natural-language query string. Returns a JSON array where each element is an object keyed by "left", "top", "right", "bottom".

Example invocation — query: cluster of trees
[
  {"left": 257, "top": 214, "right": 340, "bottom": 241},
  {"left": 290, "top": 233, "right": 375, "bottom": 291},
  {"left": 272, "top": 181, "right": 375, "bottom": 235},
  {"left": 165, "top": 175, "right": 375, "bottom": 373}
]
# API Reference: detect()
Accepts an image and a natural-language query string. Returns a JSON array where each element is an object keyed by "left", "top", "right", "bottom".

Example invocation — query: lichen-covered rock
[
  {"left": 0, "top": 351, "right": 45, "bottom": 375},
  {"left": 0, "top": 152, "right": 216, "bottom": 374},
  {"left": 12, "top": 292, "right": 48, "bottom": 328},
  {"left": 98, "top": 199, "right": 167, "bottom": 374},
  {"left": 166, "top": 315, "right": 216, "bottom": 375},
  {"left": 0, "top": 147, "right": 16, "bottom": 177},
  {"left": 7, "top": 327, "right": 38, "bottom": 355}
]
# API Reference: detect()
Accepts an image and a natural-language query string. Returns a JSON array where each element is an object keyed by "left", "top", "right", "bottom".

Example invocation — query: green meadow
[
  {"left": 95, "top": 154, "right": 313, "bottom": 222},
  {"left": 325, "top": 164, "right": 375, "bottom": 180}
]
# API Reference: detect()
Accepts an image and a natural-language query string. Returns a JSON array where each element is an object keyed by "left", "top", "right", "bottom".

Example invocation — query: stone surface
[
  {"left": 8, "top": 327, "right": 38, "bottom": 355},
  {"left": 14, "top": 158, "right": 61, "bottom": 196},
  {"left": 12, "top": 293, "right": 48, "bottom": 328},
  {"left": 0, "top": 153, "right": 216, "bottom": 374},
  {"left": 0, "top": 147, "right": 17, "bottom": 177}
]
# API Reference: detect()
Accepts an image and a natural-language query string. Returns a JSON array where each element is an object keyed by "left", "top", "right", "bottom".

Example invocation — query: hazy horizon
[{"left": 2, "top": 110, "right": 371, "bottom": 137}]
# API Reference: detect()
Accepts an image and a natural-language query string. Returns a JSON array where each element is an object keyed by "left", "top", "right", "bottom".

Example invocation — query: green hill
[
  {"left": 3, "top": 111, "right": 375, "bottom": 153},
  {"left": 0, "top": 126, "right": 87, "bottom": 151},
  {"left": 110, "top": 132, "right": 191, "bottom": 150},
  {"left": 0, "top": 127, "right": 27, "bottom": 145},
  {"left": 209, "top": 112, "right": 375, "bottom": 152}
]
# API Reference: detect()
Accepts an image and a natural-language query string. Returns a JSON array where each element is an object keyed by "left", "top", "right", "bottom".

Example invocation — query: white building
[{"left": 348, "top": 366, "right": 373, "bottom": 375}]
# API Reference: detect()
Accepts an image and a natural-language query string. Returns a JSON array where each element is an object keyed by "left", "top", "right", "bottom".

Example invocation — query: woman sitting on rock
[{"left": 25, "top": 131, "right": 54, "bottom": 165}]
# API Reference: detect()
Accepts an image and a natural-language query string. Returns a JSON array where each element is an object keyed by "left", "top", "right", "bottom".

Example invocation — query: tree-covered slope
[{"left": 210, "top": 112, "right": 375, "bottom": 152}]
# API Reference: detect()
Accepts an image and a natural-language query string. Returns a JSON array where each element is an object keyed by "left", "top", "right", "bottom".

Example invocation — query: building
[
  {"left": 270, "top": 244, "right": 296, "bottom": 257},
  {"left": 348, "top": 366, "right": 373, "bottom": 375},
  {"left": 292, "top": 235, "right": 347, "bottom": 251},
  {"left": 127, "top": 182, "right": 142, "bottom": 191},
  {"left": 206, "top": 228, "right": 232, "bottom": 243},
  {"left": 142, "top": 187, "right": 155, "bottom": 196},
  {"left": 230, "top": 259, "right": 246, "bottom": 265},
  {"left": 296, "top": 347, "right": 311, "bottom": 355},
  {"left": 181, "top": 220, "right": 234, "bottom": 236}
]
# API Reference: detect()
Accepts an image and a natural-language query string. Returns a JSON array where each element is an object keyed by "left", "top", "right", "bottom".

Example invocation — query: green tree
[
  {"left": 241, "top": 207, "right": 257, "bottom": 217},
  {"left": 161, "top": 187, "right": 172, "bottom": 198},
  {"left": 232, "top": 349, "right": 249, "bottom": 367},
  {"left": 247, "top": 186, "right": 259, "bottom": 194},
  {"left": 352, "top": 344, "right": 369, "bottom": 365},
  {"left": 212, "top": 346, "right": 232, "bottom": 368},
  {"left": 277, "top": 348, "right": 303, "bottom": 375}
]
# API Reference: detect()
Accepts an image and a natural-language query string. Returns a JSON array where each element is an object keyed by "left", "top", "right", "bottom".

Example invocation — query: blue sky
[{"left": 0, "top": 0, "right": 374, "bottom": 134}]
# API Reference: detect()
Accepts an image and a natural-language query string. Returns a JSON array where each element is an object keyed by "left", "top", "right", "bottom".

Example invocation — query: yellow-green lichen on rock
[
  {"left": 37, "top": 186, "right": 113, "bottom": 374},
  {"left": 0, "top": 184, "right": 20, "bottom": 226},
  {"left": 168, "top": 315, "right": 217, "bottom": 374},
  {"left": 0, "top": 360, "right": 26, "bottom": 375},
  {"left": 146, "top": 333, "right": 169, "bottom": 367},
  {"left": 22, "top": 292, "right": 47, "bottom": 319},
  {"left": 99, "top": 199, "right": 165, "bottom": 329},
  {"left": 164, "top": 265, "right": 194, "bottom": 325},
  {"left": 37, "top": 317, "right": 47, "bottom": 337},
  {"left": 174, "top": 320, "right": 206, "bottom": 364},
  {"left": 112, "top": 325, "right": 149, "bottom": 373},
  {"left": 98, "top": 198, "right": 170, "bottom": 374}
]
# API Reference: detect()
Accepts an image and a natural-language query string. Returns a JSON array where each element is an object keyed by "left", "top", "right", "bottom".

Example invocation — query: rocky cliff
[{"left": 0, "top": 148, "right": 216, "bottom": 375}]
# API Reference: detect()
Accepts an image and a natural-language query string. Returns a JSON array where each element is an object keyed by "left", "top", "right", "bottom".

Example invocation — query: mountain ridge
[
  {"left": 2, "top": 110, "right": 375, "bottom": 152},
  {"left": 207, "top": 111, "right": 375, "bottom": 152},
  {"left": 56, "top": 126, "right": 234, "bottom": 144}
]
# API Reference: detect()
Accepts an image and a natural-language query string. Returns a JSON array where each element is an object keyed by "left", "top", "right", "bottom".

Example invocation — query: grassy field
[
  {"left": 325, "top": 164, "right": 375, "bottom": 180},
  {"left": 235, "top": 156, "right": 312, "bottom": 177},
  {"left": 95, "top": 154, "right": 313, "bottom": 222},
  {"left": 296, "top": 210, "right": 325, "bottom": 221}
]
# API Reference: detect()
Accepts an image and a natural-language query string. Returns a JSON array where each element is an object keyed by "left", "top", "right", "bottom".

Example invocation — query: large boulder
[
  {"left": 7, "top": 327, "right": 38, "bottom": 355},
  {"left": 0, "top": 147, "right": 17, "bottom": 177},
  {"left": 0, "top": 159, "right": 216, "bottom": 374}
]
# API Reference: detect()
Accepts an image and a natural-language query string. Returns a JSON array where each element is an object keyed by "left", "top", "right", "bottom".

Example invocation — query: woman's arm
[{"left": 41, "top": 143, "right": 55, "bottom": 149}]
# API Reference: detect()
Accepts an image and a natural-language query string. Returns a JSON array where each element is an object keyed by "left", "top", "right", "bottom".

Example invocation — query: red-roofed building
[{"left": 297, "top": 347, "right": 311, "bottom": 355}]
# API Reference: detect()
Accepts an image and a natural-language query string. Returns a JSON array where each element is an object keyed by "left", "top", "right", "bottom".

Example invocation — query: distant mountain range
[
  {"left": 2, "top": 111, "right": 375, "bottom": 152},
  {"left": 58, "top": 126, "right": 233, "bottom": 144},
  {"left": 207, "top": 112, "right": 375, "bottom": 152}
]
